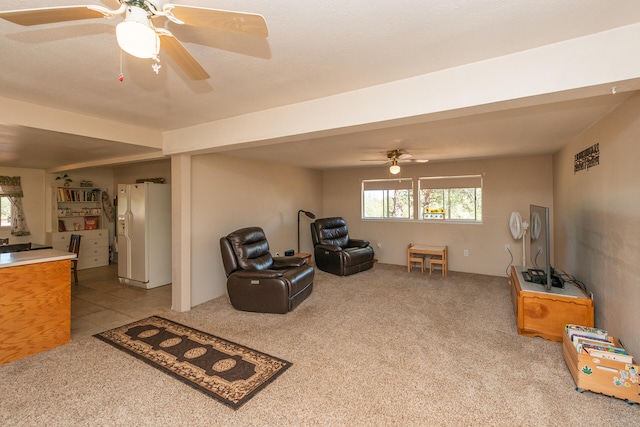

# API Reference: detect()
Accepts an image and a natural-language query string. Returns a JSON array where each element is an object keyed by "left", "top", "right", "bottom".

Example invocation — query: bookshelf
[
  {"left": 47, "top": 187, "right": 109, "bottom": 270},
  {"left": 54, "top": 187, "right": 102, "bottom": 232}
]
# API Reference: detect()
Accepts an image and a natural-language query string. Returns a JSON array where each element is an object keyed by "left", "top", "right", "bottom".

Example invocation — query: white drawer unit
[{"left": 47, "top": 229, "right": 109, "bottom": 270}]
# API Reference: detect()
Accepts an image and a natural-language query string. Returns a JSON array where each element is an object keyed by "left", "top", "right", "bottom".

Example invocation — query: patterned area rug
[{"left": 94, "top": 316, "right": 291, "bottom": 410}]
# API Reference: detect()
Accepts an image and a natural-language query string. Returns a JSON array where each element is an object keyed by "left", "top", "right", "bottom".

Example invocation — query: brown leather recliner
[
  {"left": 310, "top": 217, "right": 375, "bottom": 276},
  {"left": 220, "top": 227, "right": 314, "bottom": 314}
]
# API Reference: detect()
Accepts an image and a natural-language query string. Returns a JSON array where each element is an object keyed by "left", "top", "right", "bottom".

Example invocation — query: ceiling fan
[
  {"left": 362, "top": 149, "right": 429, "bottom": 174},
  {"left": 0, "top": 0, "right": 268, "bottom": 80}
]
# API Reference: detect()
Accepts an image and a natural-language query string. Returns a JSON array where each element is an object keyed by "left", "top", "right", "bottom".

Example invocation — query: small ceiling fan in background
[
  {"left": 361, "top": 149, "right": 429, "bottom": 175},
  {"left": 0, "top": 0, "right": 268, "bottom": 80}
]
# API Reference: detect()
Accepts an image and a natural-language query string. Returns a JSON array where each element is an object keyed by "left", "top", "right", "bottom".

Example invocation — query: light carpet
[{"left": 0, "top": 264, "right": 637, "bottom": 426}]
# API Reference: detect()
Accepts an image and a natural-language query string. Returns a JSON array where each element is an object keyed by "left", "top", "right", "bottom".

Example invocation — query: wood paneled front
[{"left": 0, "top": 259, "right": 71, "bottom": 365}]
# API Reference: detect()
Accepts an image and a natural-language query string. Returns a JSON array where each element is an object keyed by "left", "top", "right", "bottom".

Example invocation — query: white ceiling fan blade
[
  {"left": 0, "top": 5, "right": 116, "bottom": 26},
  {"left": 157, "top": 28, "right": 210, "bottom": 81},
  {"left": 163, "top": 4, "right": 268, "bottom": 37},
  {"left": 401, "top": 159, "right": 429, "bottom": 163}
]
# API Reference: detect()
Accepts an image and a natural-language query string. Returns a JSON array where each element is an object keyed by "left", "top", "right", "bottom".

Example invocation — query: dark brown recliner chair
[
  {"left": 220, "top": 227, "right": 314, "bottom": 314},
  {"left": 310, "top": 217, "right": 375, "bottom": 276}
]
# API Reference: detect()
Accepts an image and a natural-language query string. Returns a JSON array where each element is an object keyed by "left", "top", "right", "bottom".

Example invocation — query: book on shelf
[
  {"left": 583, "top": 348, "right": 634, "bottom": 363},
  {"left": 571, "top": 333, "right": 613, "bottom": 347},
  {"left": 580, "top": 342, "right": 627, "bottom": 355},
  {"left": 565, "top": 324, "right": 608, "bottom": 341}
]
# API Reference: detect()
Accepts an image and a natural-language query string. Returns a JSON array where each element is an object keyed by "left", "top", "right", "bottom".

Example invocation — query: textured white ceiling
[{"left": 1, "top": 0, "right": 640, "bottom": 171}]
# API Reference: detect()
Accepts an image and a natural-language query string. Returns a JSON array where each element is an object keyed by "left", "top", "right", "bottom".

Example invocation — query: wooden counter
[
  {"left": 509, "top": 266, "right": 594, "bottom": 342},
  {"left": 0, "top": 249, "right": 76, "bottom": 365}
]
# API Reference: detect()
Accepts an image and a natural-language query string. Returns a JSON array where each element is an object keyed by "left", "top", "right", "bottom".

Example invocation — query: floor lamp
[{"left": 297, "top": 210, "right": 316, "bottom": 253}]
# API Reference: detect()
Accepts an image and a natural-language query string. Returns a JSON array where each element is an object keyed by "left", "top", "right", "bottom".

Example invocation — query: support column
[{"left": 171, "top": 154, "right": 192, "bottom": 312}]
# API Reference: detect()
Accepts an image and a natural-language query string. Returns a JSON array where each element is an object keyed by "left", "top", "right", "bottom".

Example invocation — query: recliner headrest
[
  {"left": 313, "top": 217, "right": 349, "bottom": 248},
  {"left": 225, "top": 227, "right": 274, "bottom": 270}
]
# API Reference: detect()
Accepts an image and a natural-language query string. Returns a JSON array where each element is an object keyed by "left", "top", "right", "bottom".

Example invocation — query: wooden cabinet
[
  {"left": 48, "top": 229, "right": 109, "bottom": 270},
  {"left": 509, "top": 266, "right": 594, "bottom": 342},
  {"left": 0, "top": 251, "right": 74, "bottom": 365}
]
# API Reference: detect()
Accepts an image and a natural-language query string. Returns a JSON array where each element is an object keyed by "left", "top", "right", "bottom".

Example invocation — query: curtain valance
[{"left": 0, "top": 176, "right": 24, "bottom": 197}]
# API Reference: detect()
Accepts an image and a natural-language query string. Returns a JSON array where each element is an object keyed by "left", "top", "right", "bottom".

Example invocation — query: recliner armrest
[
  {"left": 232, "top": 269, "right": 284, "bottom": 279},
  {"left": 316, "top": 244, "right": 343, "bottom": 252},
  {"left": 347, "top": 239, "right": 370, "bottom": 248},
  {"left": 272, "top": 256, "right": 307, "bottom": 268}
]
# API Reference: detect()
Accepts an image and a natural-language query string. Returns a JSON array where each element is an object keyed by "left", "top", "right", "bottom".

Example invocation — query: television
[{"left": 528, "top": 204, "right": 561, "bottom": 290}]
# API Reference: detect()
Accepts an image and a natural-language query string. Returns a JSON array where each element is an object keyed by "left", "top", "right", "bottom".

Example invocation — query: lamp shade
[
  {"left": 389, "top": 162, "right": 401, "bottom": 175},
  {"left": 116, "top": 7, "right": 159, "bottom": 59}
]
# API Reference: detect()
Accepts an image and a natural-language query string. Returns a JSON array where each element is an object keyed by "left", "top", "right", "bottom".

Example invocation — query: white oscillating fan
[{"left": 509, "top": 211, "right": 529, "bottom": 267}]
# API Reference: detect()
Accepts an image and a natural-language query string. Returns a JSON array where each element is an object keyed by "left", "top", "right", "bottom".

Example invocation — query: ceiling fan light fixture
[
  {"left": 116, "top": 7, "right": 159, "bottom": 59},
  {"left": 389, "top": 160, "right": 401, "bottom": 175}
]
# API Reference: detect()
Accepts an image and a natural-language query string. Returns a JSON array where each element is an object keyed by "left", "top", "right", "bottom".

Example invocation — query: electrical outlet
[
  {"left": 376, "top": 242, "right": 382, "bottom": 249},
  {"left": 464, "top": 249, "right": 469, "bottom": 257},
  {"left": 504, "top": 244, "right": 510, "bottom": 252}
]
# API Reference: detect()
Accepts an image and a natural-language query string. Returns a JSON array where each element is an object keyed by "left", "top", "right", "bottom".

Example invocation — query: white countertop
[{"left": 0, "top": 249, "right": 76, "bottom": 268}]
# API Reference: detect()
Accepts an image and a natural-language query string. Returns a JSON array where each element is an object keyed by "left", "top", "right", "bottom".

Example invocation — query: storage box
[
  {"left": 84, "top": 217, "right": 98, "bottom": 230},
  {"left": 562, "top": 330, "right": 639, "bottom": 403}
]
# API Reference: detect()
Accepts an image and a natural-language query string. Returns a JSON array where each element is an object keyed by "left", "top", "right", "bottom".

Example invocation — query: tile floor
[{"left": 71, "top": 264, "right": 172, "bottom": 340}]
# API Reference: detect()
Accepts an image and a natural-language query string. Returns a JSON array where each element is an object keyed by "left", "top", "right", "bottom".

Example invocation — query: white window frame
[
  {"left": 362, "top": 178, "right": 414, "bottom": 220},
  {"left": 418, "top": 175, "right": 483, "bottom": 223}
]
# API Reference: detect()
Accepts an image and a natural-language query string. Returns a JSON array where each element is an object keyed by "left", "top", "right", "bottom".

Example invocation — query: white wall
[
  {"left": 554, "top": 93, "right": 640, "bottom": 357},
  {"left": 190, "top": 154, "right": 322, "bottom": 306},
  {"left": 0, "top": 167, "right": 45, "bottom": 244},
  {"left": 322, "top": 155, "right": 554, "bottom": 277}
]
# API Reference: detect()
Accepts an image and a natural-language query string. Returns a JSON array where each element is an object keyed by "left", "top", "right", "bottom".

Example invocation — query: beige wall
[
  {"left": 322, "top": 155, "right": 554, "bottom": 276},
  {"left": 113, "top": 160, "right": 172, "bottom": 186},
  {"left": 190, "top": 153, "right": 323, "bottom": 305},
  {"left": 554, "top": 93, "right": 640, "bottom": 357},
  {"left": 0, "top": 167, "right": 46, "bottom": 244}
]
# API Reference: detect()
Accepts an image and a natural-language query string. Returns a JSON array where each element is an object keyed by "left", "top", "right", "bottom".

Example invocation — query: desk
[{"left": 407, "top": 244, "right": 448, "bottom": 276}]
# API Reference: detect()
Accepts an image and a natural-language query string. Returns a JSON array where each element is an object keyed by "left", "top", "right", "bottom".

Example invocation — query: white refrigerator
[{"left": 117, "top": 183, "right": 171, "bottom": 289}]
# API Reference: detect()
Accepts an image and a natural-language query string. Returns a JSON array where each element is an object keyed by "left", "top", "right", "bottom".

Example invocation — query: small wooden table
[
  {"left": 294, "top": 252, "right": 313, "bottom": 266},
  {"left": 407, "top": 244, "right": 448, "bottom": 276}
]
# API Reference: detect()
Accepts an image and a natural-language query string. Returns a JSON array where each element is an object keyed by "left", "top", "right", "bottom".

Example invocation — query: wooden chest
[{"left": 510, "top": 266, "right": 594, "bottom": 342}]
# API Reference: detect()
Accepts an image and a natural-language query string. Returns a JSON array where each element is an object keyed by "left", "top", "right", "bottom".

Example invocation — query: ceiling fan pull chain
[
  {"left": 119, "top": 49, "right": 124, "bottom": 82},
  {"left": 151, "top": 36, "right": 161, "bottom": 75}
]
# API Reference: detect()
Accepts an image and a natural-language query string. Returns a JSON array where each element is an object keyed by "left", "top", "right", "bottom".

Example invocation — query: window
[
  {"left": 362, "top": 178, "right": 414, "bottom": 219},
  {"left": 419, "top": 175, "right": 482, "bottom": 222},
  {"left": 1, "top": 197, "right": 11, "bottom": 227}
]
